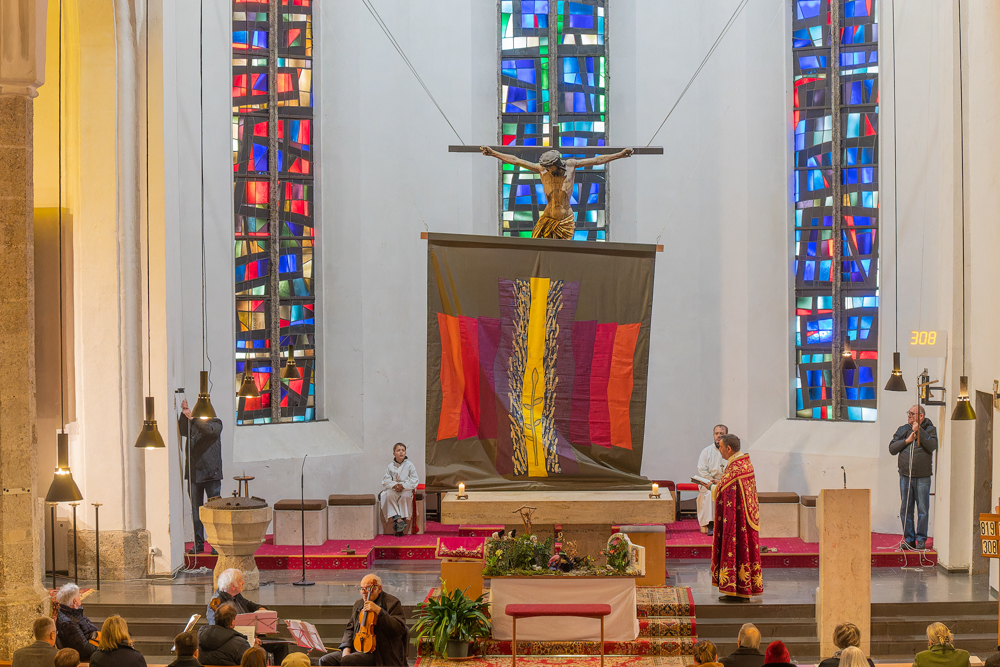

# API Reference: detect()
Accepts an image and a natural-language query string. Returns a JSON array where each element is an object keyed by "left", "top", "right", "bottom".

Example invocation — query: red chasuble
[{"left": 710, "top": 452, "right": 763, "bottom": 598}]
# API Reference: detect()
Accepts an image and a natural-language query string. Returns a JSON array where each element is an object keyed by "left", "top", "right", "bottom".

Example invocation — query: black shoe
[
  {"left": 901, "top": 541, "right": 917, "bottom": 550},
  {"left": 915, "top": 540, "right": 926, "bottom": 550},
  {"left": 187, "top": 544, "right": 204, "bottom": 555},
  {"left": 211, "top": 547, "right": 218, "bottom": 555},
  {"left": 707, "top": 529, "right": 714, "bottom": 536},
  {"left": 718, "top": 595, "right": 750, "bottom": 603}
]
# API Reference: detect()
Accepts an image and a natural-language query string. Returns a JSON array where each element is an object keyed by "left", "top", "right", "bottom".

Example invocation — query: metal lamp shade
[
  {"left": 134, "top": 397, "right": 166, "bottom": 449},
  {"left": 46, "top": 432, "right": 83, "bottom": 502},
  {"left": 841, "top": 339, "right": 858, "bottom": 372},
  {"left": 191, "top": 370, "right": 217, "bottom": 420},
  {"left": 951, "top": 375, "right": 977, "bottom": 421},
  {"left": 884, "top": 352, "right": 908, "bottom": 392},
  {"left": 280, "top": 344, "right": 300, "bottom": 380},
  {"left": 237, "top": 367, "right": 260, "bottom": 398}
]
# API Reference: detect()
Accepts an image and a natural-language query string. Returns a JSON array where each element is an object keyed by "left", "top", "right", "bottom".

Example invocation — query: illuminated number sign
[
  {"left": 908, "top": 330, "right": 947, "bottom": 358},
  {"left": 980, "top": 513, "right": 1000, "bottom": 558}
]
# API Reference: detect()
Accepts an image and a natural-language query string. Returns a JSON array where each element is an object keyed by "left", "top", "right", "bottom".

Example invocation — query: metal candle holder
[{"left": 92, "top": 503, "right": 102, "bottom": 590}]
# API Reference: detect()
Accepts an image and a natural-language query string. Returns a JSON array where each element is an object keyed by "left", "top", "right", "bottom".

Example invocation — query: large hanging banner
[{"left": 425, "top": 233, "right": 657, "bottom": 492}]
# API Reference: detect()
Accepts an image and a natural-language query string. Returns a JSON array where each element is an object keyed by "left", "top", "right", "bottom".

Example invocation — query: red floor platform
[{"left": 662, "top": 518, "right": 937, "bottom": 568}]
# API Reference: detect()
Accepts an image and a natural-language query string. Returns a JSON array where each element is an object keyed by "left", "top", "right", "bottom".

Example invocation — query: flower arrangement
[{"left": 482, "top": 531, "right": 637, "bottom": 576}]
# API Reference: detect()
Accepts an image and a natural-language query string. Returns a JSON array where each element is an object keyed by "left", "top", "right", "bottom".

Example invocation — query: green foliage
[
  {"left": 481, "top": 534, "right": 554, "bottom": 576},
  {"left": 411, "top": 584, "right": 492, "bottom": 657},
  {"left": 603, "top": 534, "right": 632, "bottom": 573}
]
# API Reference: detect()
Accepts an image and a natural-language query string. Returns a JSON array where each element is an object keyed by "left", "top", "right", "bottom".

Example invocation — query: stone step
[
  {"left": 474, "top": 636, "right": 697, "bottom": 657},
  {"left": 694, "top": 617, "right": 817, "bottom": 640}
]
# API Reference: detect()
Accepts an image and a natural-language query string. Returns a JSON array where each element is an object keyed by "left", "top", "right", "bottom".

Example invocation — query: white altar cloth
[{"left": 489, "top": 576, "right": 638, "bottom": 641}]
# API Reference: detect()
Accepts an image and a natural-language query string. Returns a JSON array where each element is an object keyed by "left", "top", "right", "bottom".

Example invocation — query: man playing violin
[{"left": 319, "top": 574, "right": 408, "bottom": 666}]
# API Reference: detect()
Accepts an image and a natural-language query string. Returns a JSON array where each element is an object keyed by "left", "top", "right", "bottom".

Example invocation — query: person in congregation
[
  {"left": 318, "top": 574, "right": 408, "bottom": 666},
  {"left": 199, "top": 603, "right": 258, "bottom": 666},
  {"left": 720, "top": 623, "right": 765, "bottom": 667},
  {"left": 89, "top": 617, "right": 146, "bottom": 667},
  {"left": 696, "top": 424, "right": 728, "bottom": 535},
  {"left": 179, "top": 397, "right": 224, "bottom": 555},
  {"left": 889, "top": 405, "right": 938, "bottom": 550},
  {"left": 207, "top": 569, "right": 287, "bottom": 663},
  {"left": 12, "top": 617, "right": 58, "bottom": 667},
  {"left": 55, "top": 583, "right": 100, "bottom": 662},
  {"left": 762, "top": 641, "right": 796, "bottom": 667},
  {"left": 838, "top": 648, "right": 871, "bottom": 667},
  {"left": 238, "top": 647, "right": 268, "bottom": 667},
  {"left": 693, "top": 641, "right": 724, "bottom": 667},
  {"left": 167, "top": 632, "right": 201, "bottom": 667},
  {"left": 912, "top": 622, "right": 970, "bottom": 667},
  {"left": 817, "top": 623, "right": 875, "bottom": 667},
  {"left": 281, "top": 653, "right": 312, "bottom": 667},
  {"left": 379, "top": 442, "right": 420, "bottom": 537},
  {"left": 710, "top": 433, "right": 763, "bottom": 602},
  {"left": 55, "top": 649, "right": 81, "bottom": 667}
]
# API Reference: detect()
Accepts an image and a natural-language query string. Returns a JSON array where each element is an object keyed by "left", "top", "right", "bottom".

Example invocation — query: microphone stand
[{"left": 293, "top": 454, "right": 313, "bottom": 586}]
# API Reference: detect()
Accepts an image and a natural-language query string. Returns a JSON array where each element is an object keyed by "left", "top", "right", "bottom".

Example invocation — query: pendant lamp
[
  {"left": 281, "top": 342, "right": 300, "bottom": 380},
  {"left": 192, "top": 370, "right": 217, "bottom": 420},
  {"left": 237, "top": 365, "right": 260, "bottom": 398},
  {"left": 134, "top": 0, "right": 165, "bottom": 448},
  {"left": 884, "top": 0, "right": 907, "bottom": 392},
  {"left": 951, "top": 0, "right": 975, "bottom": 421},
  {"left": 46, "top": 432, "right": 83, "bottom": 502},
  {"left": 841, "top": 338, "right": 858, "bottom": 372}
]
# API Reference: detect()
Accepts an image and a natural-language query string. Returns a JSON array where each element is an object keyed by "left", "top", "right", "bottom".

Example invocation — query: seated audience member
[
  {"left": 55, "top": 583, "right": 100, "bottom": 662},
  {"left": 984, "top": 650, "right": 1000, "bottom": 667},
  {"left": 89, "top": 617, "right": 146, "bottom": 667},
  {"left": 839, "top": 647, "right": 870, "bottom": 667},
  {"left": 319, "top": 574, "right": 408, "bottom": 666},
  {"left": 207, "top": 568, "right": 287, "bottom": 664},
  {"left": 12, "top": 617, "right": 59, "bottom": 667},
  {"left": 913, "top": 622, "right": 970, "bottom": 667},
  {"left": 168, "top": 632, "right": 201, "bottom": 667},
  {"left": 818, "top": 623, "right": 875, "bottom": 667},
  {"left": 199, "top": 603, "right": 257, "bottom": 666},
  {"left": 721, "top": 623, "right": 765, "bottom": 667},
  {"left": 694, "top": 641, "right": 724, "bottom": 667},
  {"left": 282, "top": 653, "right": 312, "bottom": 667},
  {"left": 239, "top": 647, "right": 268, "bottom": 667},
  {"left": 55, "top": 649, "right": 80, "bottom": 667},
  {"left": 763, "top": 641, "right": 796, "bottom": 667},
  {"left": 379, "top": 443, "right": 419, "bottom": 537}
]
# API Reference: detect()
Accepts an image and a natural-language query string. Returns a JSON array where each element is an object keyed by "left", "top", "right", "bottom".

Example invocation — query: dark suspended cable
[
  {"left": 145, "top": 0, "right": 152, "bottom": 396},
  {"left": 957, "top": 0, "right": 967, "bottom": 375},
  {"left": 359, "top": 0, "right": 465, "bottom": 144},
  {"left": 646, "top": 0, "right": 750, "bottom": 147},
  {"left": 199, "top": 0, "right": 207, "bottom": 374},
  {"left": 890, "top": 0, "right": 900, "bottom": 352},
  {"left": 58, "top": 0, "right": 65, "bottom": 429}
]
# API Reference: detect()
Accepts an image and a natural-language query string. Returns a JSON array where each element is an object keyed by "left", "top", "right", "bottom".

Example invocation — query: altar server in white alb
[
  {"left": 380, "top": 442, "right": 420, "bottom": 537},
  {"left": 697, "top": 424, "right": 728, "bottom": 535}
]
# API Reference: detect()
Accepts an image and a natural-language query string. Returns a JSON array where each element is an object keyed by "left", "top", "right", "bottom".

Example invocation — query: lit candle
[
  {"left": 651, "top": 483, "right": 659, "bottom": 496},
  {"left": 458, "top": 482, "right": 466, "bottom": 496}
]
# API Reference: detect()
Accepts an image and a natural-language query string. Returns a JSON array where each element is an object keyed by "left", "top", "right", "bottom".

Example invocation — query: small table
[
  {"left": 506, "top": 603, "right": 612, "bottom": 667},
  {"left": 234, "top": 474, "right": 255, "bottom": 497}
]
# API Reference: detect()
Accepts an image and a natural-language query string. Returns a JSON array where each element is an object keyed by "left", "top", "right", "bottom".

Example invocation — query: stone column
[{"left": 0, "top": 0, "right": 52, "bottom": 657}]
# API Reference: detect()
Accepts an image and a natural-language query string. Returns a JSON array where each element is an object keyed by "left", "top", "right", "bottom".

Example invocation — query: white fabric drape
[{"left": 697, "top": 444, "right": 726, "bottom": 526}]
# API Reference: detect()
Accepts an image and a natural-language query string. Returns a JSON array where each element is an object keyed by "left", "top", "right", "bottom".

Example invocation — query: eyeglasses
[
  {"left": 359, "top": 585, "right": 380, "bottom": 593},
  {"left": 907, "top": 411, "right": 918, "bottom": 416}
]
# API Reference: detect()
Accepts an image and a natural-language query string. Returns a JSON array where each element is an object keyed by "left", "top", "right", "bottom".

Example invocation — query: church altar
[
  {"left": 488, "top": 575, "right": 639, "bottom": 641},
  {"left": 440, "top": 490, "right": 674, "bottom": 559}
]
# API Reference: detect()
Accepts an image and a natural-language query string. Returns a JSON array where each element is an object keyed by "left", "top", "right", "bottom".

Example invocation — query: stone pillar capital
[{"left": 0, "top": 0, "right": 49, "bottom": 97}]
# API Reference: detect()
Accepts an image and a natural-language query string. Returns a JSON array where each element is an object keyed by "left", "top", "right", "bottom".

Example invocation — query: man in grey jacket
[
  {"left": 12, "top": 618, "right": 59, "bottom": 667},
  {"left": 889, "top": 405, "right": 939, "bottom": 550},
  {"left": 179, "top": 399, "right": 224, "bottom": 555}
]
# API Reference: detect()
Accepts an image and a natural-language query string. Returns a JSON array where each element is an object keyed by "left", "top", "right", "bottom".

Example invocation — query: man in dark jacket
[
  {"left": 720, "top": 624, "right": 765, "bottom": 667},
  {"left": 889, "top": 405, "right": 939, "bottom": 550},
  {"left": 167, "top": 632, "right": 201, "bottom": 667},
  {"left": 179, "top": 399, "right": 224, "bottom": 555},
  {"left": 55, "top": 584, "right": 99, "bottom": 662},
  {"left": 13, "top": 618, "right": 59, "bottom": 667},
  {"left": 319, "top": 574, "right": 408, "bottom": 666},
  {"left": 198, "top": 604, "right": 256, "bottom": 666}
]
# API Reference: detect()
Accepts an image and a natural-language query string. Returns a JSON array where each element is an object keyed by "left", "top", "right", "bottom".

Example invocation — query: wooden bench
[{"left": 505, "top": 603, "right": 612, "bottom": 667}]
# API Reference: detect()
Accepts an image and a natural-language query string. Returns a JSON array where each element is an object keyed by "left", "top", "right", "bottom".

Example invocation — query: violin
[{"left": 352, "top": 586, "right": 377, "bottom": 653}]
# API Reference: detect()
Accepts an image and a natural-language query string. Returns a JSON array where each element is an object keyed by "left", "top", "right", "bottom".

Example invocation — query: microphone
[{"left": 841, "top": 466, "right": 847, "bottom": 489}]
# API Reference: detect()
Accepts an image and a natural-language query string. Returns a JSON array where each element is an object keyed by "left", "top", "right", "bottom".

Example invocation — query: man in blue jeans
[
  {"left": 889, "top": 405, "right": 938, "bottom": 550},
  {"left": 180, "top": 399, "right": 224, "bottom": 555}
]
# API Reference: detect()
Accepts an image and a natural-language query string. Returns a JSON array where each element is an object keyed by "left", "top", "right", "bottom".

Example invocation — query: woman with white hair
[
  {"left": 913, "top": 622, "right": 970, "bottom": 667},
  {"left": 55, "top": 583, "right": 99, "bottom": 662}
]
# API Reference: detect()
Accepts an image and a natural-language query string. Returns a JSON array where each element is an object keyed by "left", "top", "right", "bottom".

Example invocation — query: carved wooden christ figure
[{"left": 480, "top": 146, "right": 634, "bottom": 240}]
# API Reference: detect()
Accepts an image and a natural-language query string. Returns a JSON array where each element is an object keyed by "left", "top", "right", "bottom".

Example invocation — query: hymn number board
[{"left": 980, "top": 510, "right": 1000, "bottom": 558}]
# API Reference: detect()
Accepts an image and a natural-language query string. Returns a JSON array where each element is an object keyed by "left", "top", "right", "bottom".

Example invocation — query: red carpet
[{"left": 663, "top": 518, "right": 937, "bottom": 567}]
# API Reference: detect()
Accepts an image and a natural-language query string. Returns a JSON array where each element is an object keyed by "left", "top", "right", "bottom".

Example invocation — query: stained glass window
[
  {"left": 792, "top": 0, "right": 879, "bottom": 421},
  {"left": 499, "top": 0, "right": 609, "bottom": 241},
  {"left": 233, "top": 0, "right": 316, "bottom": 424}
]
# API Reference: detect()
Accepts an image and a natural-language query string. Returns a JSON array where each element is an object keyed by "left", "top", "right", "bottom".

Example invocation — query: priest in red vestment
[{"left": 710, "top": 433, "right": 763, "bottom": 602}]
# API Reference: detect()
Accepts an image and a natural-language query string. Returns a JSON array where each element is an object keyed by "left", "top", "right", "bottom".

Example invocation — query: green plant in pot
[{"left": 412, "top": 584, "right": 492, "bottom": 659}]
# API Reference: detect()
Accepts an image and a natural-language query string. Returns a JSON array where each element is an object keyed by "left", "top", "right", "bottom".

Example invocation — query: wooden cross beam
[{"left": 449, "top": 145, "right": 663, "bottom": 156}]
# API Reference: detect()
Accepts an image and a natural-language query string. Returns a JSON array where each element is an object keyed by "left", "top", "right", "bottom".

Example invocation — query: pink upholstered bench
[{"left": 505, "top": 603, "right": 613, "bottom": 666}]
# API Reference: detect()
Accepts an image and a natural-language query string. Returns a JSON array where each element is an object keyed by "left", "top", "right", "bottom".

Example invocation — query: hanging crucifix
[{"left": 450, "top": 145, "right": 662, "bottom": 240}]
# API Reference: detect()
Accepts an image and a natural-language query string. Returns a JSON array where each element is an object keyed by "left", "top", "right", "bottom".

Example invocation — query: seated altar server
[
  {"left": 697, "top": 424, "right": 728, "bottom": 535},
  {"left": 319, "top": 574, "right": 408, "bottom": 666},
  {"left": 379, "top": 443, "right": 420, "bottom": 537}
]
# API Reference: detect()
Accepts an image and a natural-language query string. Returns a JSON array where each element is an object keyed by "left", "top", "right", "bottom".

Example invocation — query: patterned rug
[{"left": 415, "top": 657, "right": 693, "bottom": 666}]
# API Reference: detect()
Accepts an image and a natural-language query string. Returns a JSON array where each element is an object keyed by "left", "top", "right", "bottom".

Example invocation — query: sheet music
[
  {"left": 171, "top": 615, "right": 201, "bottom": 652},
  {"left": 235, "top": 625, "right": 256, "bottom": 644},
  {"left": 234, "top": 611, "right": 278, "bottom": 634},
  {"left": 285, "top": 620, "right": 326, "bottom": 653},
  {"left": 691, "top": 475, "right": 713, "bottom": 487}
]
